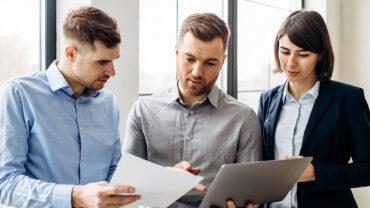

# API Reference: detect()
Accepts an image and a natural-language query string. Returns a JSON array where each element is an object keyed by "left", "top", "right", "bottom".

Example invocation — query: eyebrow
[
  {"left": 95, "top": 54, "right": 121, "bottom": 63},
  {"left": 184, "top": 53, "right": 219, "bottom": 62},
  {"left": 280, "top": 46, "right": 307, "bottom": 52}
]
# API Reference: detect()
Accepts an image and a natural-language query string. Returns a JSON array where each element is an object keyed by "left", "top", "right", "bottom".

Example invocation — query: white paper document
[{"left": 110, "top": 153, "right": 203, "bottom": 208}]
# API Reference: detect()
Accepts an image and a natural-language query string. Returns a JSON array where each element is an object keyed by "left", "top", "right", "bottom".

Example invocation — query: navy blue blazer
[{"left": 258, "top": 80, "right": 370, "bottom": 208}]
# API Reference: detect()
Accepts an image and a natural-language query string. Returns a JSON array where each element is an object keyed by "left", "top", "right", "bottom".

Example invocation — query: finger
[
  {"left": 284, "top": 156, "right": 302, "bottom": 159},
  {"left": 104, "top": 185, "right": 136, "bottom": 195},
  {"left": 174, "top": 161, "right": 191, "bottom": 171},
  {"left": 97, "top": 181, "right": 109, "bottom": 186},
  {"left": 246, "top": 203, "right": 254, "bottom": 208},
  {"left": 227, "top": 200, "right": 236, "bottom": 208},
  {"left": 195, "top": 183, "right": 207, "bottom": 191},
  {"left": 108, "top": 195, "right": 141, "bottom": 205},
  {"left": 190, "top": 167, "right": 201, "bottom": 175},
  {"left": 168, "top": 167, "right": 192, "bottom": 175}
]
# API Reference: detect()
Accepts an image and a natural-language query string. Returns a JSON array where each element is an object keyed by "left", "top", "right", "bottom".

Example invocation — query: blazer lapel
[
  {"left": 301, "top": 81, "right": 335, "bottom": 148},
  {"left": 266, "top": 86, "right": 284, "bottom": 159}
]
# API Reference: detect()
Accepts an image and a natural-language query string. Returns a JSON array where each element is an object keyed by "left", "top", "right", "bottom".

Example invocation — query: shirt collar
[
  {"left": 283, "top": 81, "right": 320, "bottom": 103},
  {"left": 45, "top": 60, "right": 100, "bottom": 98},
  {"left": 166, "top": 82, "right": 219, "bottom": 108},
  {"left": 45, "top": 61, "right": 70, "bottom": 92}
]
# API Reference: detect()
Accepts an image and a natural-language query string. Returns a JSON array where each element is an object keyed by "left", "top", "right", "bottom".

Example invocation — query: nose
[
  {"left": 106, "top": 62, "right": 116, "bottom": 77},
  {"left": 192, "top": 62, "right": 203, "bottom": 77},
  {"left": 287, "top": 55, "right": 297, "bottom": 68}
]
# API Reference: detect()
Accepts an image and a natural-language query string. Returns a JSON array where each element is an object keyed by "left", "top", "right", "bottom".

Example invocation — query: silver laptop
[{"left": 199, "top": 157, "right": 313, "bottom": 208}]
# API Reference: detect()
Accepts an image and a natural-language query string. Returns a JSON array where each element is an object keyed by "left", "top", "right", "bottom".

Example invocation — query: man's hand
[
  {"left": 284, "top": 156, "right": 315, "bottom": 182},
  {"left": 71, "top": 181, "right": 141, "bottom": 208},
  {"left": 171, "top": 161, "right": 207, "bottom": 191},
  {"left": 226, "top": 200, "right": 254, "bottom": 208},
  {"left": 174, "top": 161, "right": 201, "bottom": 175}
]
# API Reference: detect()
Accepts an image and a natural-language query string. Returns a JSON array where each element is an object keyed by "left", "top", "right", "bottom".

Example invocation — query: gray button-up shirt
[{"left": 124, "top": 84, "right": 262, "bottom": 207}]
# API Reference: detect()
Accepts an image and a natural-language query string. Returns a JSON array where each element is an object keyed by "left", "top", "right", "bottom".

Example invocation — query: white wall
[
  {"left": 91, "top": 0, "right": 140, "bottom": 144},
  {"left": 340, "top": 0, "right": 370, "bottom": 101},
  {"left": 306, "top": 0, "right": 370, "bottom": 207}
]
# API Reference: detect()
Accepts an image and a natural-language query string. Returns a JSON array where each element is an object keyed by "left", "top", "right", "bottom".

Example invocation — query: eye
[
  {"left": 206, "top": 62, "right": 216, "bottom": 66},
  {"left": 280, "top": 51, "right": 290, "bottom": 55},
  {"left": 97, "top": 61, "right": 108, "bottom": 65},
  {"left": 186, "top": 58, "right": 195, "bottom": 63},
  {"left": 298, "top": 54, "right": 309, "bottom": 57}
]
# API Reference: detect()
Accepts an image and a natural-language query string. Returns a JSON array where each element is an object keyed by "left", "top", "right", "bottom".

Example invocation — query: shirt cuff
[{"left": 51, "top": 184, "right": 74, "bottom": 208}]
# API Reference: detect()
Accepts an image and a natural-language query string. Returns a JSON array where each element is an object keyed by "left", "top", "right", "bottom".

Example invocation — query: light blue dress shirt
[
  {"left": 270, "top": 81, "right": 319, "bottom": 208},
  {"left": 0, "top": 61, "right": 121, "bottom": 208}
]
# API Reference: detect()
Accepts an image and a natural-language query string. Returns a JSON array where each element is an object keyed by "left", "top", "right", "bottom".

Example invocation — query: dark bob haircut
[{"left": 273, "top": 10, "right": 334, "bottom": 82}]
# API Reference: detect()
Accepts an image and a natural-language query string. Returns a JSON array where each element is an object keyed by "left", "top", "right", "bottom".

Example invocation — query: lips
[
  {"left": 188, "top": 79, "right": 204, "bottom": 86},
  {"left": 287, "top": 71, "right": 299, "bottom": 76},
  {"left": 97, "top": 79, "right": 108, "bottom": 84}
]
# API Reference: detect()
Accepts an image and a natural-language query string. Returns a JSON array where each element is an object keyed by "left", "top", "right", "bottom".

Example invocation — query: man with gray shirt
[{"left": 124, "top": 13, "right": 262, "bottom": 207}]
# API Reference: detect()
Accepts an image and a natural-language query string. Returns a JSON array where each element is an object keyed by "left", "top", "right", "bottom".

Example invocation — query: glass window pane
[
  {"left": 237, "top": 91, "right": 262, "bottom": 113},
  {"left": 178, "top": 0, "right": 226, "bottom": 24},
  {"left": 245, "top": 0, "right": 301, "bottom": 10},
  {"left": 238, "top": 0, "right": 291, "bottom": 91},
  {"left": 0, "top": 0, "right": 41, "bottom": 85},
  {"left": 139, "top": 0, "right": 177, "bottom": 94}
]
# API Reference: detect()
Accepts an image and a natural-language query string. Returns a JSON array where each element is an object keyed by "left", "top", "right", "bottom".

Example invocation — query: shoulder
[
  {"left": 130, "top": 88, "right": 172, "bottom": 117},
  {"left": 259, "top": 84, "right": 284, "bottom": 106},
  {"left": 322, "top": 80, "right": 363, "bottom": 95},
  {"left": 218, "top": 90, "right": 256, "bottom": 118},
  {"left": 1, "top": 72, "right": 46, "bottom": 96},
  {"left": 324, "top": 80, "right": 362, "bottom": 92},
  {"left": 261, "top": 84, "right": 283, "bottom": 99}
]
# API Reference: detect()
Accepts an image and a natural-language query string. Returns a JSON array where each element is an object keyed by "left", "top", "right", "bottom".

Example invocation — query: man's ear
[
  {"left": 65, "top": 45, "right": 77, "bottom": 62},
  {"left": 175, "top": 44, "right": 179, "bottom": 56},
  {"left": 220, "top": 54, "right": 227, "bottom": 69}
]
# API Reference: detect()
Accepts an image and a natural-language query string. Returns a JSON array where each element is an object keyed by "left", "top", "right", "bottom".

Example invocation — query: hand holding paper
[{"left": 110, "top": 153, "right": 203, "bottom": 208}]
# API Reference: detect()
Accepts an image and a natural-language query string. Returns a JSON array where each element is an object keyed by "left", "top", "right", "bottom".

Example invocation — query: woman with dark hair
[{"left": 257, "top": 10, "right": 370, "bottom": 208}]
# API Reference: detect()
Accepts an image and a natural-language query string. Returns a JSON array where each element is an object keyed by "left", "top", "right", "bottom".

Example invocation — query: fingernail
[{"left": 129, "top": 188, "right": 135, "bottom": 193}]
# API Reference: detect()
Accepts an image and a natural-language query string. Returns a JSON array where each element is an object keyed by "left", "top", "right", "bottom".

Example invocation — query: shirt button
[
  {"left": 81, "top": 156, "right": 85, "bottom": 160},
  {"left": 186, "top": 136, "right": 190, "bottom": 141},
  {"left": 190, "top": 111, "right": 194, "bottom": 114},
  {"left": 80, "top": 127, "right": 83, "bottom": 131}
]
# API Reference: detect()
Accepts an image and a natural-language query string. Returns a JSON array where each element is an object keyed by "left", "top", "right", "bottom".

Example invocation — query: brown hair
[
  {"left": 63, "top": 6, "right": 121, "bottom": 50},
  {"left": 179, "top": 13, "right": 230, "bottom": 52},
  {"left": 273, "top": 10, "right": 334, "bottom": 82}
]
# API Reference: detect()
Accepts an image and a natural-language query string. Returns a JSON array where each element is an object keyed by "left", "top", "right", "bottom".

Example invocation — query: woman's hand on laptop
[
  {"left": 284, "top": 156, "right": 315, "bottom": 182},
  {"left": 226, "top": 200, "right": 254, "bottom": 208}
]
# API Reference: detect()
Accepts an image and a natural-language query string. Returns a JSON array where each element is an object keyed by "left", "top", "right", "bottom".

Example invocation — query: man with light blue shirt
[{"left": 0, "top": 7, "right": 141, "bottom": 207}]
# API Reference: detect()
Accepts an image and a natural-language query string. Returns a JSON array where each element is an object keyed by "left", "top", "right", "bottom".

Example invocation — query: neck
[
  {"left": 178, "top": 83, "right": 209, "bottom": 107},
  {"left": 57, "top": 58, "right": 85, "bottom": 98},
  {"left": 288, "top": 78, "right": 317, "bottom": 101}
]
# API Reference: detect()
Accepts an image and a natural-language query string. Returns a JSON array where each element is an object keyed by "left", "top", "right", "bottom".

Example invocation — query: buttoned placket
[
  {"left": 182, "top": 108, "right": 196, "bottom": 161},
  {"left": 75, "top": 97, "right": 84, "bottom": 184}
]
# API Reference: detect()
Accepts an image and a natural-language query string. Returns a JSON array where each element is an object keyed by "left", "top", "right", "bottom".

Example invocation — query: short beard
[
  {"left": 74, "top": 73, "right": 94, "bottom": 90},
  {"left": 180, "top": 78, "right": 215, "bottom": 97}
]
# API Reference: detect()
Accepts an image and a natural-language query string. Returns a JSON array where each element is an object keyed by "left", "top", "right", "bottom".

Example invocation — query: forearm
[
  {"left": 0, "top": 173, "right": 73, "bottom": 208},
  {"left": 312, "top": 161, "right": 370, "bottom": 189}
]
